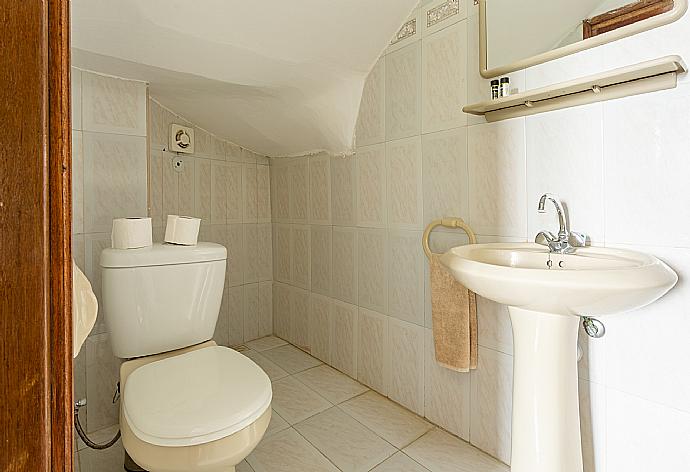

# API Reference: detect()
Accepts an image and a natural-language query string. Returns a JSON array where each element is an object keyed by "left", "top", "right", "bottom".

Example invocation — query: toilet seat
[{"left": 122, "top": 346, "right": 272, "bottom": 447}]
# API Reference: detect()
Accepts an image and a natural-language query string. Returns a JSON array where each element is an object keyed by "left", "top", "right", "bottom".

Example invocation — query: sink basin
[
  {"left": 439, "top": 242, "right": 677, "bottom": 472},
  {"left": 440, "top": 242, "right": 678, "bottom": 316}
]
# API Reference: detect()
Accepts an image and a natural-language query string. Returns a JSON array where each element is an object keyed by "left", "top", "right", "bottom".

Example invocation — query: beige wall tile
[
  {"left": 308, "top": 153, "right": 331, "bottom": 225},
  {"left": 290, "top": 287, "right": 310, "bottom": 351},
  {"left": 244, "top": 283, "right": 260, "bottom": 342},
  {"left": 356, "top": 143, "right": 387, "bottom": 228},
  {"left": 424, "top": 329, "right": 471, "bottom": 440},
  {"left": 310, "top": 226, "right": 332, "bottom": 297},
  {"left": 421, "top": 128, "right": 468, "bottom": 227},
  {"left": 388, "top": 230, "right": 424, "bottom": 326},
  {"left": 227, "top": 285, "right": 245, "bottom": 346},
  {"left": 244, "top": 224, "right": 259, "bottom": 284},
  {"left": 470, "top": 347, "right": 513, "bottom": 464},
  {"left": 421, "top": 20, "right": 467, "bottom": 133},
  {"left": 386, "top": 42, "right": 422, "bottom": 141},
  {"left": 243, "top": 163, "right": 258, "bottom": 223},
  {"left": 357, "top": 228, "right": 388, "bottom": 314},
  {"left": 330, "top": 300, "right": 358, "bottom": 378},
  {"left": 257, "top": 223, "right": 273, "bottom": 282},
  {"left": 178, "top": 155, "right": 195, "bottom": 216},
  {"left": 83, "top": 132, "right": 148, "bottom": 233},
  {"left": 82, "top": 71, "right": 147, "bottom": 136},
  {"left": 388, "top": 318, "right": 425, "bottom": 415},
  {"left": 331, "top": 227, "right": 358, "bottom": 304},
  {"left": 309, "top": 294, "right": 332, "bottom": 363},
  {"left": 273, "top": 282, "right": 292, "bottom": 342},
  {"left": 257, "top": 164, "right": 271, "bottom": 223},
  {"left": 258, "top": 282, "right": 273, "bottom": 337},
  {"left": 210, "top": 162, "right": 228, "bottom": 224},
  {"left": 290, "top": 225, "right": 310, "bottom": 289},
  {"left": 386, "top": 136, "right": 423, "bottom": 230},
  {"left": 273, "top": 224, "right": 291, "bottom": 284},
  {"left": 357, "top": 308, "right": 389, "bottom": 394},
  {"left": 226, "top": 163, "right": 243, "bottom": 223},
  {"left": 330, "top": 155, "right": 357, "bottom": 226},
  {"left": 194, "top": 158, "right": 212, "bottom": 222},
  {"left": 289, "top": 159, "right": 309, "bottom": 223}
]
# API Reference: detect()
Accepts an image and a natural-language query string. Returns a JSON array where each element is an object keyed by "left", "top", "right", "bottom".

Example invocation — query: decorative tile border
[
  {"left": 426, "top": 0, "right": 460, "bottom": 28},
  {"left": 390, "top": 18, "right": 417, "bottom": 45}
]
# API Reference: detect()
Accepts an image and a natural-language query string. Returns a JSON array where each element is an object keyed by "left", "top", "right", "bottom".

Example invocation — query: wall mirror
[{"left": 479, "top": 0, "right": 688, "bottom": 78}]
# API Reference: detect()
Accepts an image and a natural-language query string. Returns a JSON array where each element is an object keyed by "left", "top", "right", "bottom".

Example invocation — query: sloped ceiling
[{"left": 71, "top": 0, "right": 418, "bottom": 157}]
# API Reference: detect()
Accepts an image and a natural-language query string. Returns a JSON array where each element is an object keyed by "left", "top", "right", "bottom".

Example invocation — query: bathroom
[{"left": 2, "top": 0, "right": 690, "bottom": 471}]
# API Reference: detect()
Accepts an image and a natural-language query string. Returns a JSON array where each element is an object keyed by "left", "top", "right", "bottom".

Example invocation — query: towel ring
[{"left": 422, "top": 218, "right": 477, "bottom": 260}]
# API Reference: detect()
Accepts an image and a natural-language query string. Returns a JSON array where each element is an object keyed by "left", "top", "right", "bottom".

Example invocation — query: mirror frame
[{"left": 479, "top": 0, "right": 688, "bottom": 78}]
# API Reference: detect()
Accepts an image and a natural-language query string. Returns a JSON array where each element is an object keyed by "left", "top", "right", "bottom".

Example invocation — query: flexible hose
[{"left": 74, "top": 405, "right": 121, "bottom": 450}]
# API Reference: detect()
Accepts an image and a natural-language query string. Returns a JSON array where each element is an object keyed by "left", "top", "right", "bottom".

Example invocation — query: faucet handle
[
  {"left": 568, "top": 231, "right": 588, "bottom": 248},
  {"left": 535, "top": 231, "right": 556, "bottom": 246}
]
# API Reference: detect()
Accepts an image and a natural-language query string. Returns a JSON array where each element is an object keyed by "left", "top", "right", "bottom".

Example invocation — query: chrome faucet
[{"left": 535, "top": 193, "right": 587, "bottom": 253}]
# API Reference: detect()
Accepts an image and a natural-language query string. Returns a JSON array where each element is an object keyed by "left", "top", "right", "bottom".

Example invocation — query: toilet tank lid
[{"left": 100, "top": 242, "right": 227, "bottom": 268}]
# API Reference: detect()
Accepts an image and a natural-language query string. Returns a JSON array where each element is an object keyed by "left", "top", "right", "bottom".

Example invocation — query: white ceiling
[{"left": 71, "top": 0, "right": 418, "bottom": 157}]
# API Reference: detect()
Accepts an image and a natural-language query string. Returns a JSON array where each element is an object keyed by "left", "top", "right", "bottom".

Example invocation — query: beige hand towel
[{"left": 430, "top": 254, "right": 478, "bottom": 372}]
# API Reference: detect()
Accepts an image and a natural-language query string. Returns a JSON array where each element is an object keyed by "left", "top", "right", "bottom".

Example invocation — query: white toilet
[{"left": 101, "top": 242, "right": 272, "bottom": 472}]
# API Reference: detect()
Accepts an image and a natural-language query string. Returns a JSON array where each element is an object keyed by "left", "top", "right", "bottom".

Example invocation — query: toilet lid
[{"left": 122, "top": 346, "right": 272, "bottom": 447}]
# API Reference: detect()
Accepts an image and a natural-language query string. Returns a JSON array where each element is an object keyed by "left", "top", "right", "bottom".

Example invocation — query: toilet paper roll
[
  {"left": 111, "top": 217, "right": 153, "bottom": 249},
  {"left": 164, "top": 215, "right": 201, "bottom": 246}
]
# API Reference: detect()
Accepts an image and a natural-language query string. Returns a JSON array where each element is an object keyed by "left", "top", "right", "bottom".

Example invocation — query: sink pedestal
[{"left": 509, "top": 307, "right": 583, "bottom": 472}]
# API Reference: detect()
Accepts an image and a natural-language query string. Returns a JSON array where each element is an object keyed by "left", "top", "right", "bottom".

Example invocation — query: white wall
[
  {"left": 270, "top": 0, "right": 690, "bottom": 470},
  {"left": 71, "top": 69, "right": 148, "bottom": 433}
]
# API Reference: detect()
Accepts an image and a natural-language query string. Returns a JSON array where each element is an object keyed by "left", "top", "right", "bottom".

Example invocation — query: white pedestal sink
[{"left": 440, "top": 243, "right": 677, "bottom": 472}]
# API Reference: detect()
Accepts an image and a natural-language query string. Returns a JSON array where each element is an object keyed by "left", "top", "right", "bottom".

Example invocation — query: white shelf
[{"left": 463, "top": 55, "right": 687, "bottom": 122}]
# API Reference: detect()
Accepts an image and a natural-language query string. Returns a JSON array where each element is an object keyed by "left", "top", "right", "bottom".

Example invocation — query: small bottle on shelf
[
  {"left": 500, "top": 77, "right": 511, "bottom": 98},
  {"left": 491, "top": 79, "right": 500, "bottom": 100}
]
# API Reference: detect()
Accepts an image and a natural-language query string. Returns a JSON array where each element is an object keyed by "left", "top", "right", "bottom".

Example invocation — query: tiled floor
[{"left": 75, "top": 336, "right": 508, "bottom": 472}]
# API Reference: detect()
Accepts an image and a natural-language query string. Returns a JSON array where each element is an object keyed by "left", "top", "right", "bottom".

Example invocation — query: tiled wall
[
  {"left": 148, "top": 99, "right": 273, "bottom": 348},
  {"left": 71, "top": 69, "right": 148, "bottom": 433},
  {"left": 72, "top": 72, "right": 273, "bottom": 434},
  {"left": 271, "top": 0, "right": 690, "bottom": 470}
]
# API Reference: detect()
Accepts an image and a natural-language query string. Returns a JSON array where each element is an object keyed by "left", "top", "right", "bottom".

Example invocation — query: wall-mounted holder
[
  {"left": 422, "top": 217, "right": 477, "bottom": 260},
  {"left": 463, "top": 55, "right": 686, "bottom": 122}
]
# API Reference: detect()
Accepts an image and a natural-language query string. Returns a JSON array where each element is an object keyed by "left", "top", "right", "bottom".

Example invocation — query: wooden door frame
[
  {"left": 1, "top": 0, "right": 73, "bottom": 470},
  {"left": 583, "top": 0, "right": 675, "bottom": 38}
]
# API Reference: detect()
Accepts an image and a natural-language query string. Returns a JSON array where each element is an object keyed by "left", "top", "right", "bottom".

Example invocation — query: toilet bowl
[
  {"left": 118, "top": 341, "right": 271, "bottom": 472},
  {"left": 100, "top": 242, "right": 271, "bottom": 471}
]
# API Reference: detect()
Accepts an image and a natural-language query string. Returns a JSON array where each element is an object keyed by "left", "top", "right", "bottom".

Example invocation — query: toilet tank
[{"left": 100, "top": 242, "right": 227, "bottom": 359}]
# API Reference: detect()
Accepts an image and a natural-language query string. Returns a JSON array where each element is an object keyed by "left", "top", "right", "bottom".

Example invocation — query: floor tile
[
  {"left": 294, "top": 407, "right": 396, "bottom": 472},
  {"left": 236, "top": 460, "right": 255, "bottom": 472},
  {"left": 371, "top": 452, "right": 430, "bottom": 471},
  {"left": 246, "top": 335, "right": 288, "bottom": 351},
  {"left": 295, "top": 365, "right": 369, "bottom": 404},
  {"left": 340, "top": 391, "right": 433, "bottom": 448},
  {"left": 403, "top": 428, "right": 509, "bottom": 472},
  {"left": 77, "top": 439, "right": 124, "bottom": 472},
  {"left": 247, "top": 428, "right": 339, "bottom": 472},
  {"left": 266, "top": 409, "right": 290, "bottom": 436},
  {"left": 243, "top": 349, "right": 289, "bottom": 380},
  {"left": 271, "top": 376, "right": 332, "bottom": 424},
  {"left": 262, "top": 344, "right": 322, "bottom": 374}
]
